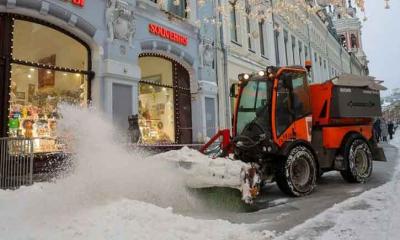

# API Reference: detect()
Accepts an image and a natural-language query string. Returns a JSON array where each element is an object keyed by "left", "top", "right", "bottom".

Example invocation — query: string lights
[{"left": 178, "top": 0, "right": 390, "bottom": 30}]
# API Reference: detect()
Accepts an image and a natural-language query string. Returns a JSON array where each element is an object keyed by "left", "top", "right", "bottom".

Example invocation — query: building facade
[
  {"left": 0, "top": 0, "right": 220, "bottom": 156},
  {"left": 214, "top": 0, "right": 275, "bottom": 129},
  {"left": 0, "top": 0, "right": 371, "bottom": 151}
]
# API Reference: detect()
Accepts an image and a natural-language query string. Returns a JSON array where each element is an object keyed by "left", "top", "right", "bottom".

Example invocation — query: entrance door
[
  {"left": 174, "top": 63, "right": 192, "bottom": 144},
  {"left": 205, "top": 97, "right": 216, "bottom": 138},
  {"left": 113, "top": 83, "right": 133, "bottom": 132},
  {"left": 138, "top": 55, "right": 192, "bottom": 144}
]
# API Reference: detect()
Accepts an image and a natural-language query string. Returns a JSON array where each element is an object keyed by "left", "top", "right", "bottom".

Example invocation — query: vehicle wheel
[
  {"left": 276, "top": 145, "right": 317, "bottom": 196},
  {"left": 340, "top": 137, "right": 373, "bottom": 183}
]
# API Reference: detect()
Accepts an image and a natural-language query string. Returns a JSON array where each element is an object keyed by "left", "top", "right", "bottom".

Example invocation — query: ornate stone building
[{"left": 0, "top": 0, "right": 218, "bottom": 145}]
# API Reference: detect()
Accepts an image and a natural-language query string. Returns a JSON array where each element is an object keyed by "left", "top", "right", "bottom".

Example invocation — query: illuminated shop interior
[
  {"left": 138, "top": 55, "right": 192, "bottom": 144},
  {"left": 7, "top": 19, "right": 89, "bottom": 153}
]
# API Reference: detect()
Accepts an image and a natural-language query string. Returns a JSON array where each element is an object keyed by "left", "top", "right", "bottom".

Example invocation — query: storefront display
[
  {"left": 138, "top": 55, "right": 192, "bottom": 144},
  {"left": 0, "top": 15, "right": 91, "bottom": 154},
  {"left": 139, "top": 84, "right": 175, "bottom": 143}
]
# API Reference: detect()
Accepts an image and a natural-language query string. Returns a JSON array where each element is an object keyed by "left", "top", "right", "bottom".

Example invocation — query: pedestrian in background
[
  {"left": 388, "top": 120, "right": 395, "bottom": 140},
  {"left": 373, "top": 118, "right": 381, "bottom": 142},
  {"left": 381, "top": 118, "right": 388, "bottom": 142}
]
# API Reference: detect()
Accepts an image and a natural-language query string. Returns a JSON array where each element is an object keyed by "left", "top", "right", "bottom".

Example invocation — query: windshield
[{"left": 236, "top": 80, "right": 270, "bottom": 135}]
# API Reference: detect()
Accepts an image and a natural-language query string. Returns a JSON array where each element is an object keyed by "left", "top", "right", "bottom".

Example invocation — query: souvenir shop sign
[
  {"left": 60, "top": 0, "right": 85, "bottom": 7},
  {"left": 148, "top": 23, "right": 188, "bottom": 46}
]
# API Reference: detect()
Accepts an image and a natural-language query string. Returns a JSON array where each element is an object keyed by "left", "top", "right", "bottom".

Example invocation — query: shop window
[
  {"left": 138, "top": 56, "right": 192, "bottom": 144},
  {"left": 6, "top": 19, "right": 89, "bottom": 153}
]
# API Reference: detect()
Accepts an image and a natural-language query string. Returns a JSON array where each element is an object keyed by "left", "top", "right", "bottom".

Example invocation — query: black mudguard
[{"left": 369, "top": 139, "right": 387, "bottom": 162}]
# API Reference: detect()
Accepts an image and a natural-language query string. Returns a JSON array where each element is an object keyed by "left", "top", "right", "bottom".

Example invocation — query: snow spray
[{"left": 0, "top": 104, "right": 198, "bottom": 222}]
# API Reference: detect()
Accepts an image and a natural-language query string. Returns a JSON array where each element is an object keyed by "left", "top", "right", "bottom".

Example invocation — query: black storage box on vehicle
[{"left": 330, "top": 86, "right": 382, "bottom": 118}]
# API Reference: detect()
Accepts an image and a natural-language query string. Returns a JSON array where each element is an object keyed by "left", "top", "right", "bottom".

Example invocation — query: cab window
[
  {"left": 291, "top": 73, "right": 311, "bottom": 118},
  {"left": 276, "top": 79, "right": 293, "bottom": 136}
]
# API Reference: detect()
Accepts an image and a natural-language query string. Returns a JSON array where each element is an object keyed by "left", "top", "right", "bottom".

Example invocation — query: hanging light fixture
[{"left": 384, "top": 0, "right": 390, "bottom": 9}]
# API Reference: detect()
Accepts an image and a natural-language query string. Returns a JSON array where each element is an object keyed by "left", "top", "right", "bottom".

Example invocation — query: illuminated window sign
[
  {"left": 61, "top": 0, "right": 85, "bottom": 7},
  {"left": 149, "top": 23, "right": 188, "bottom": 46}
]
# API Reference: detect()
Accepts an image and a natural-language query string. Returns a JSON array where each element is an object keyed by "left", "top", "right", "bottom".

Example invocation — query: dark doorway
[{"left": 174, "top": 63, "right": 192, "bottom": 143}]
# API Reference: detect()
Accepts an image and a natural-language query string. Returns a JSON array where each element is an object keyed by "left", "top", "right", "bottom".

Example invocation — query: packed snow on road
[{"left": 0, "top": 105, "right": 399, "bottom": 240}]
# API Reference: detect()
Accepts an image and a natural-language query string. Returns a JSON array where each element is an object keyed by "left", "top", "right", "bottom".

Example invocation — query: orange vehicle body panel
[
  {"left": 322, "top": 125, "right": 373, "bottom": 149},
  {"left": 309, "top": 82, "right": 333, "bottom": 126},
  {"left": 275, "top": 116, "right": 313, "bottom": 147}
]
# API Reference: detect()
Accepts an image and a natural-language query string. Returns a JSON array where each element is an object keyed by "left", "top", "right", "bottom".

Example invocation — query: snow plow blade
[{"left": 155, "top": 147, "right": 261, "bottom": 206}]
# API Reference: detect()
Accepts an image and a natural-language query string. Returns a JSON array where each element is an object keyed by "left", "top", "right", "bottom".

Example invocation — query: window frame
[
  {"left": 291, "top": 35, "right": 296, "bottom": 65},
  {"left": 298, "top": 41, "right": 303, "bottom": 66},
  {"left": 283, "top": 30, "right": 289, "bottom": 66},
  {"left": 274, "top": 29, "right": 280, "bottom": 66},
  {"left": 167, "top": 0, "right": 188, "bottom": 19},
  {"left": 259, "top": 20, "right": 267, "bottom": 57},
  {"left": 230, "top": 2, "right": 239, "bottom": 43}
]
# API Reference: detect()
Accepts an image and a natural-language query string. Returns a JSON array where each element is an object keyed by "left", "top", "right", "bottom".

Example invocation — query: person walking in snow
[
  {"left": 373, "top": 118, "right": 381, "bottom": 142},
  {"left": 388, "top": 120, "right": 395, "bottom": 140},
  {"left": 381, "top": 118, "right": 389, "bottom": 142}
]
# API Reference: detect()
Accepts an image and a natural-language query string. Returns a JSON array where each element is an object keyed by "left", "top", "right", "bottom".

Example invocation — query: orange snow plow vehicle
[{"left": 200, "top": 63, "right": 386, "bottom": 200}]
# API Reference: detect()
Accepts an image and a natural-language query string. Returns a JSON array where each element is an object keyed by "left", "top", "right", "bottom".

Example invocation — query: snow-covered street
[
  {"left": 0, "top": 106, "right": 399, "bottom": 240},
  {"left": 274, "top": 137, "right": 400, "bottom": 239}
]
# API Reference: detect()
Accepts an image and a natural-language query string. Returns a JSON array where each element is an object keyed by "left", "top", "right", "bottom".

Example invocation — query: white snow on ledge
[{"left": 273, "top": 135, "right": 400, "bottom": 240}]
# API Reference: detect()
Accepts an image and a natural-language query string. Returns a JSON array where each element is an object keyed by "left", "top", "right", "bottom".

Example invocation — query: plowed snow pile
[{"left": 0, "top": 105, "right": 265, "bottom": 240}]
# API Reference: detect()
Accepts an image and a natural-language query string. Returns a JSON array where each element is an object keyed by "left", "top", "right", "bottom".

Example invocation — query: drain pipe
[{"left": 214, "top": 0, "right": 230, "bottom": 129}]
